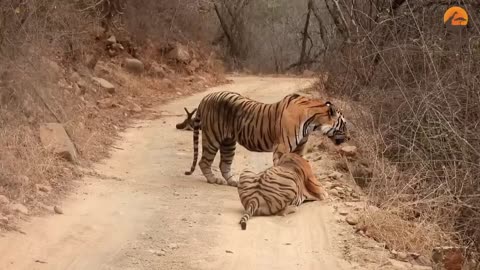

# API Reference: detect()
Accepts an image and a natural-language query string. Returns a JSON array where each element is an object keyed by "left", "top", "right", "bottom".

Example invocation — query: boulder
[
  {"left": 54, "top": 205, "right": 64, "bottom": 215},
  {"left": 9, "top": 203, "right": 29, "bottom": 215},
  {"left": 106, "top": 35, "right": 116, "bottom": 45},
  {"left": 124, "top": 58, "right": 144, "bottom": 74},
  {"left": 39, "top": 123, "right": 78, "bottom": 162},
  {"left": 340, "top": 145, "right": 357, "bottom": 157},
  {"left": 149, "top": 61, "right": 167, "bottom": 78},
  {"left": 70, "top": 72, "right": 82, "bottom": 83},
  {"left": 92, "top": 77, "right": 115, "bottom": 94},
  {"left": 0, "top": 195, "right": 9, "bottom": 205},
  {"left": 346, "top": 215, "right": 359, "bottom": 226},
  {"left": 167, "top": 43, "right": 191, "bottom": 63}
]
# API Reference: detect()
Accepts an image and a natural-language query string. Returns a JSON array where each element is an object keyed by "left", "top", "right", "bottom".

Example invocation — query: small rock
[
  {"left": 39, "top": 123, "right": 78, "bottom": 162},
  {"left": 111, "top": 43, "right": 124, "bottom": 51},
  {"left": 149, "top": 249, "right": 166, "bottom": 256},
  {"left": 303, "top": 70, "right": 315, "bottom": 77},
  {"left": 366, "top": 205, "right": 380, "bottom": 212},
  {"left": 187, "top": 59, "right": 200, "bottom": 73},
  {"left": 77, "top": 79, "right": 87, "bottom": 90},
  {"left": 168, "top": 243, "right": 179, "bottom": 250},
  {"left": 351, "top": 192, "right": 360, "bottom": 199},
  {"left": 70, "top": 72, "right": 82, "bottom": 83},
  {"left": 162, "top": 78, "right": 174, "bottom": 88},
  {"left": 92, "top": 77, "right": 115, "bottom": 94},
  {"left": 415, "top": 255, "right": 431, "bottom": 266},
  {"left": 97, "top": 98, "right": 117, "bottom": 109},
  {"left": 54, "top": 206, "right": 64, "bottom": 215},
  {"left": 340, "top": 145, "right": 357, "bottom": 157},
  {"left": 225, "top": 250, "right": 234, "bottom": 254},
  {"left": 42, "top": 58, "right": 63, "bottom": 81},
  {"left": 36, "top": 202, "right": 52, "bottom": 212},
  {"left": 346, "top": 215, "right": 359, "bottom": 225},
  {"left": 73, "top": 83, "right": 85, "bottom": 96},
  {"left": 339, "top": 209, "right": 349, "bottom": 216},
  {"left": 334, "top": 187, "right": 345, "bottom": 194},
  {"left": 106, "top": 35, "right": 117, "bottom": 45},
  {"left": 93, "top": 25, "right": 106, "bottom": 39},
  {"left": 328, "top": 171, "right": 343, "bottom": 180},
  {"left": 0, "top": 195, "right": 10, "bottom": 205},
  {"left": 124, "top": 58, "right": 144, "bottom": 74},
  {"left": 409, "top": 252, "right": 420, "bottom": 259},
  {"left": 17, "top": 175, "right": 29, "bottom": 184},
  {"left": 36, "top": 184, "right": 52, "bottom": 193},
  {"left": 329, "top": 189, "right": 339, "bottom": 197},
  {"left": 0, "top": 215, "right": 8, "bottom": 224},
  {"left": 128, "top": 102, "right": 142, "bottom": 113},
  {"left": 396, "top": 251, "right": 409, "bottom": 262},
  {"left": 9, "top": 203, "right": 29, "bottom": 215},
  {"left": 107, "top": 49, "right": 117, "bottom": 57}
]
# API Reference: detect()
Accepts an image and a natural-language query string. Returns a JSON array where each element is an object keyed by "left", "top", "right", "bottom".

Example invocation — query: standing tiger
[
  {"left": 184, "top": 91, "right": 347, "bottom": 187},
  {"left": 238, "top": 152, "right": 328, "bottom": 230}
]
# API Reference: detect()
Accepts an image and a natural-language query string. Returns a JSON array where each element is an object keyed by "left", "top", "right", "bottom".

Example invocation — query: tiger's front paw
[
  {"left": 207, "top": 177, "right": 227, "bottom": 186},
  {"left": 227, "top": 178, "right": 238, "bottom": 187}
]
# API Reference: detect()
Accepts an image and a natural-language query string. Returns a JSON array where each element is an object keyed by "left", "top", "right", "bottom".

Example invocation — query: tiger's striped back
[{"left": 237, "top": 153, "right": 328, "bottom": 230}]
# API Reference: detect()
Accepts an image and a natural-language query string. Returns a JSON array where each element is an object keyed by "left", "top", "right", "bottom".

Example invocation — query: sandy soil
[{"left": 0, "top": 76, "right": 408, "bottom": 270}]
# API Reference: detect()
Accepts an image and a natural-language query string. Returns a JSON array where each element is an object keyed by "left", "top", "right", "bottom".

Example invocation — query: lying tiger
[
  {"left": 238, "top": 152, "right": 328, "bottom": 230},
  {"left": 184, "top": 91, "right": 347, "bottom": 187}
]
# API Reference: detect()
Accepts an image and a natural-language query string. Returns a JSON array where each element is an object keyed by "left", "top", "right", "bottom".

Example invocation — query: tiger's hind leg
[
  {"left": 220, "top": 138, "right": 238, "bottom": 187},
  {"left": 278, "top": 205, "right": 298, "bottom": 216},
  {"left": 199, "top": 138, "right": 226, "bottom": 185}
]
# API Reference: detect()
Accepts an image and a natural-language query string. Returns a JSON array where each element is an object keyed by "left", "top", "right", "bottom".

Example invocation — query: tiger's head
[
  {"left": 176, "top": 107, "right": 197, "bottom": 131},
  {"left": 307, "top": 101, "right": 348, "bottom": 145},
  {"left": 278, "top": 153, "right": 329, "bottom": 201}
]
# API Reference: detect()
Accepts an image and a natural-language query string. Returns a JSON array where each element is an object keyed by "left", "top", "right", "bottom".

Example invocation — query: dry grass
[
  {"left": 315, "top": 0, "right": 480, "bottom": 256},
  {"left": 358, "top": 207, "right": 452, "bottom": 258}
]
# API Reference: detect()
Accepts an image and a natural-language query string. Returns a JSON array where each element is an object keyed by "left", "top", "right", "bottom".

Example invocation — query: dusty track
[{"left": 0, "top": 76, "right": 354, "bottom": 270}]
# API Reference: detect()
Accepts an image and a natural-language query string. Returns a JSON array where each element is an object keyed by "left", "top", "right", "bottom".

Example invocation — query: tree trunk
[
  {"left": 298, "top": 5, "right": 312, "bottom": 69},
  {"left": 309, "top": 0, "right": 329, "bottom": 51}
]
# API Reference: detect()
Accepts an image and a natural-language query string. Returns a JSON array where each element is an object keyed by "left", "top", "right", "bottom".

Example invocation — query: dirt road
[{"left": 0, "top": 76, "right": 354, "bottom": 270}]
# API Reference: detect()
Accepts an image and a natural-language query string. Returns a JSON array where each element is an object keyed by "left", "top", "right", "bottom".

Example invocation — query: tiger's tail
[
  {"left": 184, "top": 116, "right": 201, "bottom": 175},
  {"left": 240, "top": 201, "right": 257, "bottom": 230}
]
